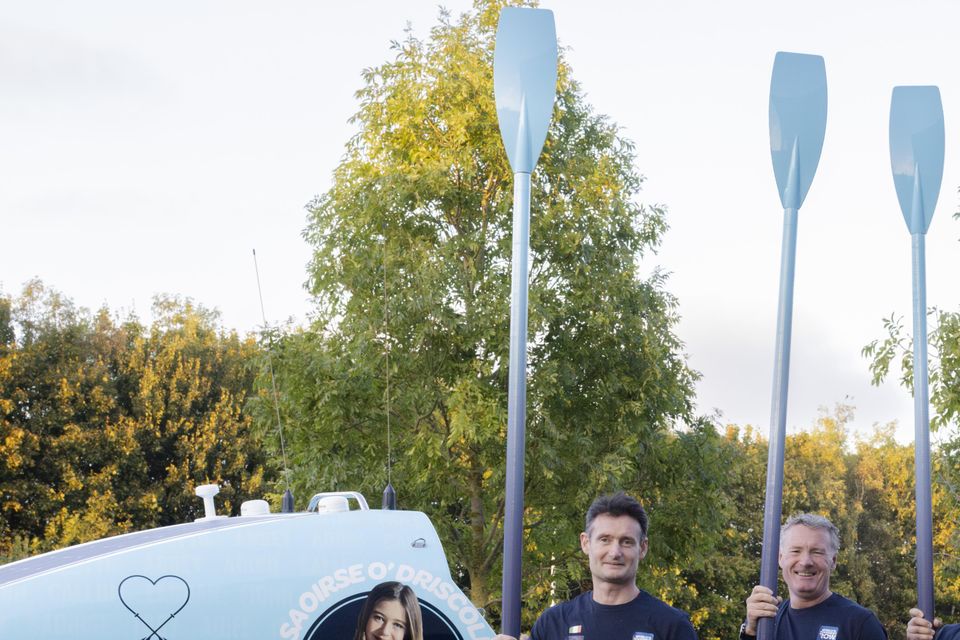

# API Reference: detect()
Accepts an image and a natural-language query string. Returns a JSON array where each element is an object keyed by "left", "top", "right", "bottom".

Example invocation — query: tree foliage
[
  {"left": 689, "top": 408, "right": 918, "bottom": 640},
  {"left": 4, "top": 2, "right": 951, "bottom": 637},
  {"left": 254, "top": 0, "right": 706, "bottom": 623},
  {"left": 862, "top": 201, "right": 960, "bottom": 627},
  {"left": 0, "top": 276, "right": 939, "bottom": 639},
  {"left": 0, "top": 280, "right": 270, "bottom": 561}
]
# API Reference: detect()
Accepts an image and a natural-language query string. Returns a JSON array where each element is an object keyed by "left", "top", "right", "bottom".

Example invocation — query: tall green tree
[{"left": 256, "top": 0, "right": 704, "bottom": 623}]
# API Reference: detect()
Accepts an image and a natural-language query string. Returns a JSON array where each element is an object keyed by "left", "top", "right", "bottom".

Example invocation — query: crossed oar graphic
[{"left": 118, "top": 574, "right": 191, "bottom": 640}]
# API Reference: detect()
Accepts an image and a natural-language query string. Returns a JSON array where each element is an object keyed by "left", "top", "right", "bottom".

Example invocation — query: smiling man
[
  {"left": 741, "top": 514, "right": 887, "bottom": 640},
  {"left": 495, "top": 492, "right": 697, "bottom": 640}
]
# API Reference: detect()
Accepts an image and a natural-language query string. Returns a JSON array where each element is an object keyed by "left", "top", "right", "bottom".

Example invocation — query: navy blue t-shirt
[
  {"left": 530, "top": 590, "right": 698, "bottom": 640},
  {"left": 772, "top": 593, "right": 886, "bottom": 640}
]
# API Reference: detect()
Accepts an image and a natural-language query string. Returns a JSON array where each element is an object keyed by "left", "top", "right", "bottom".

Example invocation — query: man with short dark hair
[
  {"left": 741, "top": 513, "right": 886, "bottom": 639},
  {"left": 495, "top": 491, "right": 697, "bottom": 640}
]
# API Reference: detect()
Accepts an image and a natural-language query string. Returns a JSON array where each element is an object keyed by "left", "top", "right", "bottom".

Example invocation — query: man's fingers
[
  {"left": 752, "top": 604, "right": 779, "bottom": 617},
  {"left": 747, "top": 593, "right": 781, "bottom": 606},
  {"left": 746, "top": 587, "right": 778, "bottom": 603}
]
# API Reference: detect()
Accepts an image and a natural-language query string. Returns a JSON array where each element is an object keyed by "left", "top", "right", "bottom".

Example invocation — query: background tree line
[
  {"left": 4, "top": 2, "right": 960, "bottom": 639},
  {"left": 0, "top": 280, "right": 270, "bottom": 560},
  {"left": 4, "top": 280, "right": 960, "bottom": 638}
]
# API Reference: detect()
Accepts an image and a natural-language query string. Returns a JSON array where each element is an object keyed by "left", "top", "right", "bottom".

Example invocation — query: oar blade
[
  {"left": 769, "top": 52, "right": 828, "bottom": 209},
  {"left": 494, "top": 7, "right": 558, "bottom": 174},
  {"left": 890, "top": 86, "right": 944, "bottom": 235}
]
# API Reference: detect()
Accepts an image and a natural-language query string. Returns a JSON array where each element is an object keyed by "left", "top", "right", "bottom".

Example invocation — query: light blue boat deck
[{"left": 0, "top": 514, "right": 298, "bottom": 587}]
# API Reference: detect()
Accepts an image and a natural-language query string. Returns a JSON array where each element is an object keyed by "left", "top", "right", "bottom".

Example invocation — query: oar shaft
[
  {"left": 758, "top": 206, "right": 798, "bottom": 640},
  {"left": 912, "top": 232, "right": 934, "bottom": 621},
  {"left": 502, "top": 171, "right": 532, "bottom": 637}
]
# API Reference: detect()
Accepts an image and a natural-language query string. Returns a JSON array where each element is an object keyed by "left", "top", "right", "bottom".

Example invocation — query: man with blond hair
[{"left": 741, "top": 513, "right": 886, "bottom": 639}]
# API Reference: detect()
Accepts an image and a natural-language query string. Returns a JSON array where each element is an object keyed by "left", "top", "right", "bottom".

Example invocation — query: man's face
[
  {"left": 579, "top": 513, "right": 648, "bottom": 586},
  {"left": 778, "top": 524, "right": 837, "bottom": 607}
]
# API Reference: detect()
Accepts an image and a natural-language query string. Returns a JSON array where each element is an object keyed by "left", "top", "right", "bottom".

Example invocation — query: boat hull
[{"left": 0, "top": 509, "right": 495, "bottom": 639}]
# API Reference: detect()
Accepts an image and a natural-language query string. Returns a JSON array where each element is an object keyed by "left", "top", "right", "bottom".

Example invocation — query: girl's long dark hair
[{"left": 352, "top": 581, "right": 423, "bottom": 640}]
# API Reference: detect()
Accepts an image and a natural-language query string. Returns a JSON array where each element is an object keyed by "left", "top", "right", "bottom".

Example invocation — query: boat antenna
[
  {"left": 382, "top": 231, "right": 396, "bottom": 510},
  {"left": 252, "top": 249, "right": 294, "bottom": 513}
]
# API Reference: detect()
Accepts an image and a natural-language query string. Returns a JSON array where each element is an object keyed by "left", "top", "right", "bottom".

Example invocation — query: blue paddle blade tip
[
  {"left": 889, "top": 86, "right": 945, "bottom": 235},
  {"left": 493, "top": 7, "right": 558, "bottom": 174},
  {"left": 769, "top": 52, "right": 828, "bottom": 210}
]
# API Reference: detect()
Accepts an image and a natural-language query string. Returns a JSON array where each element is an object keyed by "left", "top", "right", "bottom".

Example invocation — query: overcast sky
[{"left": 3, "top": 1, "right": 959, "bottom": 443}]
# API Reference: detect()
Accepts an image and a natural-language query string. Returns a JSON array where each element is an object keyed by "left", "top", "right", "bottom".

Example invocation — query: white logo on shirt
[{"left": 818, "top": 626, "right": 839, "bottom": 640}]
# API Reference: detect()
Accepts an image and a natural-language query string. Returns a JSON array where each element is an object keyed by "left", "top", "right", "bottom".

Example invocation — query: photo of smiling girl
[{"left": 353, "top": 581, "right": 424, "bottom": 640}]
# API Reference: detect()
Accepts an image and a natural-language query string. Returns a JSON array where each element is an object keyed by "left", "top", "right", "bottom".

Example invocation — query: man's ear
[
  {"left": 580, "top": 531, "right": 590, "bottom": 554},
  {"left": 638, "top": 537, "right": 649, "bottom": 561}
]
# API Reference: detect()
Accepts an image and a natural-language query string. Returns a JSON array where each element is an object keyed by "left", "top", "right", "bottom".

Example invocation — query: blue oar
[
  {"left": 758, "top": 51, "right": 827, "bottom": 640},
  {"left": 493, "top": 7, "right": 557, "bottom": 637},
  {"left": 889, "top": 85, "right": 945, "bottom": 623}
]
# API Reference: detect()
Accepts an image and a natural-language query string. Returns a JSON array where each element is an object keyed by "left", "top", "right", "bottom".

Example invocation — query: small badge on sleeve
[{"left": 633, "top": 633, "right": 655, "bottom": 640}]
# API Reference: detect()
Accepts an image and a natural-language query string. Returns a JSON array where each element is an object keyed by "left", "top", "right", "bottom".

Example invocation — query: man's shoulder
[
  {"left": 825, "top": 593, "right": 879, "bottom": 617},
  {"left": 938, "top": 623, "right": 960, "bottom": 640},
  {"left": 531, "top": 593, "right": 590, "bottom": 639},
  {"left": 534, "top": 593, "right": 590, "bottom": 622},
  {"left": 788, "top": 592, "right": 875, "bottom": 617},
  {"left": 634, "top": 590, "right": 693, "bottom": 620},
  {"left": 540, "top": 590, "right": 690, "bottom": 618}
]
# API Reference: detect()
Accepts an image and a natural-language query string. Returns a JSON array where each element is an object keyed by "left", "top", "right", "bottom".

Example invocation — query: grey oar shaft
[
  {"left": 502, "top": 171, "right": 532, "bottom": 637},
  {"left": 758, "top": 206, "right": 798, "bottom": 640},
  {"left": 912, "top": 232, "right": 934, "bottom": 621}
]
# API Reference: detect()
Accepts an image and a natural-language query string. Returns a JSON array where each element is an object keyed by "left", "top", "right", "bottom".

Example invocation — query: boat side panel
[
  {"left": 0, "top": 514, "right": 299, "bottom": 588},
  {"left": 0, "top": 510, "right": 495, "bottom": 640}
]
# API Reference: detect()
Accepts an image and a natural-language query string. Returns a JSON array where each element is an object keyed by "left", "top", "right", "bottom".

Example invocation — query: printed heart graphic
[{"left": 118, "top": 574, "right": 190, "bottom": 638}]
